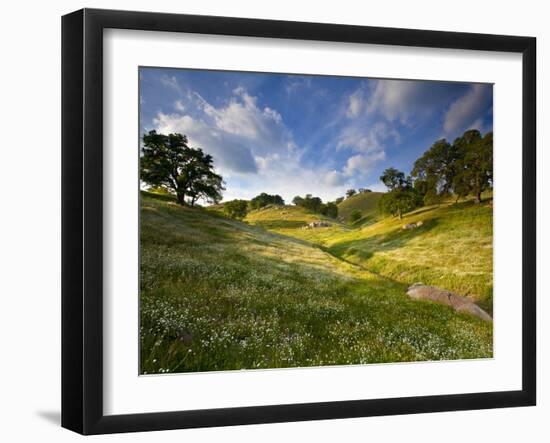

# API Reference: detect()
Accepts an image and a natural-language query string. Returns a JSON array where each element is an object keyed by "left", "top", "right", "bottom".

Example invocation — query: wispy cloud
[
  {"left": 443, "top": 84, "right": 492, "bottom": 136},
  {"left": 343, "top": 152, "right": 387, "bottom": 176},
  {"left": 154, "top": 86, "right": 295, "bottom": 174},
  {"left": 197, "top": 87, "right": 290, "bottom": 155},
  {"left": 346, "top": 88, "right": 366, "bottom": 118},
  {"left": 174, "top": 100, "right": 185, "bottom": 111},
  {"left": 152, "top": 86, "right": 358, "bottom": 202},
  {"left": 160, "top": 75, "right": 183, "bottom": 94},
  {"left": 367, "top": 80, "right": 423, "bottom": 123},
  {"left": 154, "top": 112, "right": 258, "bottom": 174},
  {"left": 337, "top": 121, "right": 400, "bottom": 153},
  {"left": 285, "top": 76, "right": 312, "bottom": 95}
]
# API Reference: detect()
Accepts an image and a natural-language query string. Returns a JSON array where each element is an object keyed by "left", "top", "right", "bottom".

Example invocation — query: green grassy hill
[
  {"left": 337, "top": 191, "right": 383, "bottom": 224},
  {"left": 244, "top": 204, "right": 321, "bottom": 229},
  {"left": 141, "top": 192, "right": 492, "bottom": 374},
  {"left": 270, "top": 197, "right": 494, "bottom": 314},
  {"left": 244, "top": 204, "right": 349, "bottom": 243}
]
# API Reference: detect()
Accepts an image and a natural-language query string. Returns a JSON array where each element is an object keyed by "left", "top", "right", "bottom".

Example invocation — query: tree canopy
[
  {"left": 411, "top": 129, "right": 493, "bottom": 203},
  {"left": 378, "top": 167, "right": 422, "bottom": 219},
  {"left": 140, "top": 130, "right": 224, "bottom": 206},
  {"left": 452, "top": 130, "right": 493, "bottom": 203},
  {"left": 378, "top": 188, "right": 422, "bottom": 220},
  {"left": 293, "top": 194, "right": 322, "bottom": 213},
  {"left": 411, "top": 139, "right": 457, "bottom": 197},
  {"left": 224, "top": 199, "right": 248, "bottom": 219},
  {"left": 321, "top": 201, "right": 339, "bottom": 218},
  {"left": 378, "top": 129, "right": 493, "bottom": 219},
  {"left": 249, "top": 193, "right": 285, "bottom": 210},
  {"left": 345, "top": 189, "right": 357, "bottom": 198},
  {"left": 293, "top": 194, "right": 339, "bottom": 219},
  {"left": 379, "top": 167, "right": 406, "bottom": 191}
]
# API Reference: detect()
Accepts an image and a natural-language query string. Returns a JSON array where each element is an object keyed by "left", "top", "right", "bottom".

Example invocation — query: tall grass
[
  {"left": 140, "top": 193, "right": 492, "bottom": 374},
  {"left": 248, "top": 197, "right": 494, "bottom": 314},
  {"left": 326, "top": 200, "right": 494, "bottom": 313}
]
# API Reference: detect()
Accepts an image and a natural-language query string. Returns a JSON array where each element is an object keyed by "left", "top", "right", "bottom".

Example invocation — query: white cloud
[
  {"left": 320, "top": 152, "right": 386, "bottom": 193},
  {"left": 152, "top": 87, "right": 302, "bottom": 176},
  {"left": 154, "top": 87, "right": 350, "bottom": 205},
  {"left": 337, "top": 121, "right": 400, "bottom": 153},
  {"left": 337, "top": 82, "right": 409, "bottom": 167},
  {"left": 285, "top": 77, "right": 312, "bottom": 95},
  {"left": 153, "top": 112, "right": 258, "bottom": 174},
  {"left": 150, "top": 85, "right": 390, "bottom": 204},
  {"left": 160, "top": 75, "right": 183, "bottom": 94},
  {"left": 346, "top": 89, "right": 365, "bottom": 118},
  {"left": 362, "top": 79, "right": 464, "bottom": 127},
  {"left": 466, "top": 116, "right": 491, "bottom": 136},
  {"left": 343, "top": 152, "right": 386, "bottom": 177},
  {"left": 366, "top": 80, "right": 426, "bottom": 123},
  {"left": 323, "top": 170, "right": 347, "bottom": 187},
  {"left": 174, "top": 100, "right": 185, "bottom": 111},
  {"left": 443, "top": 84, "right": 492, "bottom": 135},
  {"left": 247, "top": 158, "right": 351, "bottom": 203},
  {"left": 195, "top": 88, "right": 289, "bottom": 155}
]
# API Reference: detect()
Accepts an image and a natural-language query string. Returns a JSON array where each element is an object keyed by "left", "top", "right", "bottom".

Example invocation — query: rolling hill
[
  {"left": 337, "top": 191, "right": 384, "bottom": 225},
  {"left": 269, "top": 197, "right": 494, "bottom": 314},
  {"left": 140, "top": 192, "right": 492, "bottom": 374},
  {"left": 244, "top": 204, "right": 349, "bottom": 244}
]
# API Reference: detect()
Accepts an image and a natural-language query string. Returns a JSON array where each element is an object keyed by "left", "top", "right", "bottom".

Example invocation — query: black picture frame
[{"left": 62, "top": 8, "right": 536, "bottom": 435}]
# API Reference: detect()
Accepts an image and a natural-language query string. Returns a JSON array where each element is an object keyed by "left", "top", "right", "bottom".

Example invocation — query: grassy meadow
[
  {"left": 140, "top": 191, "right": 493, "bottom": 374},
  {"left": 249, "top": 194, "right": 494, "bottom": 314}
]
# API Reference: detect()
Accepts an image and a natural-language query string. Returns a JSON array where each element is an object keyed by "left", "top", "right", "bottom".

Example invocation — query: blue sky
[{"left": 139, "top": 67, "right": 493, "bottom": 203}]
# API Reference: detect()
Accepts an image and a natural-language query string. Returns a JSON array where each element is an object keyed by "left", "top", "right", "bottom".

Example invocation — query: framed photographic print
[{"left": 61, "top": 8, "right": 536, "bottom": 435}]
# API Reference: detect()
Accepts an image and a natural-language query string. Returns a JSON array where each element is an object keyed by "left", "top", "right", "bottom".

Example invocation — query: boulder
[
  {"left": 402, "top": 220, "right": 423, "bottom": 230},
  {"left": 406, "top": 283, "right": 492, "bottom": 321},
  {"left": 307, "top": 221, "right": 331, "bottom": 228}
]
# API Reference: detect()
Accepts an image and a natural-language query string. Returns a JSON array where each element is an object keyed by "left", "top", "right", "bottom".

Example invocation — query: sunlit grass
[
  {"left": 140, "top": 192, "right": 492, "bottom": 374},
  {"left": 257, "top": 195, "right": 493, "bottom": 314}
]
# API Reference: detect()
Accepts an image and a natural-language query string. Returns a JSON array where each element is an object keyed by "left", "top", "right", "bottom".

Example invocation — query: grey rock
[
  {"left": 402, "top": 221, "right": 424, "bottom": 230},
  {"left": 406, "top": 284, "right": 492, "bottom": 322},
  {"left": 306, "top": 221, "right": 331, "bottom": 229}
]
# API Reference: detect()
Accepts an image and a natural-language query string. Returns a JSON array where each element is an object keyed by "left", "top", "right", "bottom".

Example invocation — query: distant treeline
[
  {"left": 292, "top": 195, "right": 338, "bottom": 218},
  {"left": 224, "top": 192, "right": 339, "bottom": 220},
  {"left": 223, "top": 193, "right": 286, "bottom": 219},
  {"left": 343, "top": 188, "right": 372, "bottom": 199}
]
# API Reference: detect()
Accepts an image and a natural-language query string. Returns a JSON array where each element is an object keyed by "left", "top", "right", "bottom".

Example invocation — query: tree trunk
[
  {"left": 474, "top": 191, "right": 482, "bottom": 204},
  {"left": 176, "top": 192, "right": 185, "bottom": 205},
  {"left": 455, "top": 194, "right": 460, "bottom": 204}
]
